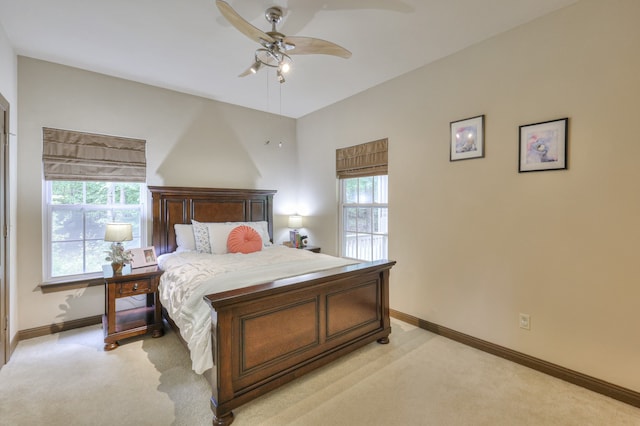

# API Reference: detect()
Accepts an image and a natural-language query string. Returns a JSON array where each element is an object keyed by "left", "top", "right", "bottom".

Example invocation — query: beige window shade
[
  {"left": 42, "top": 127, "right": 146, "bottom": 182},
  {"left": 336, "top": 138, "right": 388, "bottom": 179}
]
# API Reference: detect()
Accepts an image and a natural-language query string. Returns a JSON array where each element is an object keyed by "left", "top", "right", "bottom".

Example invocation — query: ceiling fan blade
[
  {"left": 216, "top": 0, "right": 275, "bottom": 45},
  {"left": 283, "top": 36, "right": 352, "bottom": 59}
]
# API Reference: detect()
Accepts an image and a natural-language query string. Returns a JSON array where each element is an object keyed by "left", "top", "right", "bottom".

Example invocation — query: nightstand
[
  {"left": 102, "top": 264, "right": 164, "bottom": 350},
  {"left": 303, "top": 246, "right": 321, "bottom": 253}
]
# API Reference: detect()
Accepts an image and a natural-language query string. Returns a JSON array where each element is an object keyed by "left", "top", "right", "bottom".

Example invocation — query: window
[
  {"left": 336, "top": 138, "right": 388, "bottom": 261},
  {"left": 41, "top": 127, "right": 147, "bottom": 283},
  {"left": 45, "top": 181, "right": 145, "bottom": 282},
  {"left": 340, "top": 175, "right": 388, "bottom": 261}
]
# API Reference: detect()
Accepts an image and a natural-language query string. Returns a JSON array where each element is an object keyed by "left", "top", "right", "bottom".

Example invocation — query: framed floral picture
[
  {"left": 450, "top": 115, "right": 484, "bottom": 161},
  {"left": 130, "top": 246, "right": 158, "bottom": 269},
  {"left": 519, "top": 118, "right": 568, "bottom": 172}
]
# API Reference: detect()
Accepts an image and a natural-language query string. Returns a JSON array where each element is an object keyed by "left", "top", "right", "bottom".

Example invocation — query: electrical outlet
[{"left": 519, "top": 313, "right": 530, "bottom": 330}]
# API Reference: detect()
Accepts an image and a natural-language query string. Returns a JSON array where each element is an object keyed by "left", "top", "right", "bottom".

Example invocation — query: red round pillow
[{"left": 227, "top": 225, "right": 263, "bottom": 254}]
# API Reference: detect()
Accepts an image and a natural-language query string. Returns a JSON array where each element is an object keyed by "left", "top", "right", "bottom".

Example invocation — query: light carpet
[{"left": 1, "top": 319, "right": 639, "bottom": 426}]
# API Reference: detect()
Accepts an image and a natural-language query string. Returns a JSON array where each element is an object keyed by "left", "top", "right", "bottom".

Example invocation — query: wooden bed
[{"left": 149, "top": 186, "right": 396, "bottom": 425}]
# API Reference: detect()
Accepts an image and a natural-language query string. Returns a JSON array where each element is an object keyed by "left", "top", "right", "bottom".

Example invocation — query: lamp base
[{"left": 111, "top": 262, "right": 124, "bottom": 275}]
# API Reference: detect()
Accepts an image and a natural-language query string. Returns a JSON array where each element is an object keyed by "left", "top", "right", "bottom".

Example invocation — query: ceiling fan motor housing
[{"left": 265, "top": 7, "right": 284, "bottom": 25}]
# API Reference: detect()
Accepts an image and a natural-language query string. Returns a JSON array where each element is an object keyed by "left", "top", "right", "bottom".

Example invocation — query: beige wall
[
  {"left": 297, "top": 0, "right": 640, "bottom": 392},
  {"left": 0, "top": 23, "right": 18, "bottom": 343},
  {"left": 17, "top": 57, "right": 298, "bottom": 330}
]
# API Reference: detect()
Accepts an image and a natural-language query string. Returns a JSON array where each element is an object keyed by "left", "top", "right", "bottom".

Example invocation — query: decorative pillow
[
  {"left": 227, "top": 225, "right": 263, "bottom": 254},
  {"left": 225, "top": 221, "right": 272, "bottom": 246},
  {"left": 191, "top": 220, "right": 211, "bottom": 253},
  {"left": 174, "top": 224, "right": 195, "bottom": 252}
]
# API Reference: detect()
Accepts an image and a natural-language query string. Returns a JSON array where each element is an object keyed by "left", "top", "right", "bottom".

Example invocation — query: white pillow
[
  {"left": 182, "top": 221, "right": 272, "bottom": 255},
  {"left": 192, "top": 220, "right": 212, "bottom": 253},
  {"left": 174, "top": 224, "right": 195, "bottom": 252},
  {"left": 206, "top": 223, "right": 237, "bottom": 254},
  {"left": 225, "top": 221, "right": 272, "bottom": 246}
]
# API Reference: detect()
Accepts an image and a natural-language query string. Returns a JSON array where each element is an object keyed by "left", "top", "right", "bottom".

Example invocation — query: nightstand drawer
[{"left": 117, "top": 279, "right": 153, "bottom": 296}]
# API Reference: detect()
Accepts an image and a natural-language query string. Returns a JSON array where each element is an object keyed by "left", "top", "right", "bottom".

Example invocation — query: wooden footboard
[{"left": 203, "top": 260, "right": 395, "bottom": 425}]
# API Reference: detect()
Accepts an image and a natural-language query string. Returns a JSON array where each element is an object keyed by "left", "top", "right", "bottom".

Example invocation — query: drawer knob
[{"left": 133, "top": 283, "right": 138, "bottom": 291}]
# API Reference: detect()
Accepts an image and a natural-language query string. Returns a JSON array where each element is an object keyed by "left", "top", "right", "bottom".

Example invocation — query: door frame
[{"left": 0, "top": 91, "right": 9, "bottom": 367}]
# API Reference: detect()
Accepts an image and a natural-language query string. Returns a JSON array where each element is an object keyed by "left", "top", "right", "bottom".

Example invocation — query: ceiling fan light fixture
[
  {"left": 277, "top": 52, "right": 292, "bottom": 77},
  {"left": 277, "top": 69, "right": 285, "bottom": 84},
  {"left": 250, "top": 60, "right": 262, "bottom": 74},
  {"left": 256, "top": 48, "right": 280, "bottom": 68}
]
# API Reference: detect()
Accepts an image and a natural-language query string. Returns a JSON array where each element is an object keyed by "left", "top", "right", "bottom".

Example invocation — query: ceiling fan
[{"left": 215, "top": 0, "right": 352, "bottom": 83}]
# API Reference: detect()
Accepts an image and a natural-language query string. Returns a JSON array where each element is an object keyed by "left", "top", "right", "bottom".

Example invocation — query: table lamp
[
  {"left": 288, "top": 215, "right": 306, "bottom": 248},
  {"left": 288, "top": 215, "right": 303, "bottom": 230},
  {"left": 104, "top": 223, "right": 133, "bottom": 274}
]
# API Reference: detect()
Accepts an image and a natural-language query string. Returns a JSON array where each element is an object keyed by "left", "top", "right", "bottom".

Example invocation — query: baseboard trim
[
  {"left": 390, "top": 309, "right": 640, "bottom": 409},
  {"left": 9, "top": 333, "right": 18, "bottom": 358},
  {"left": 17, "top": 315, "right": 102, "bottom": 341}
]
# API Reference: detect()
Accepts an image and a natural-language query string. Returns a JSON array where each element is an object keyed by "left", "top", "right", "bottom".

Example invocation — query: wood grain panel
[
  {"left": 326, "top": 280, "right": 380, "bottom": 339},
  {"left": 192, "top": 199, "right": 245, "bottom": 222},
  {"left": 241, "top": 299, "right": 319, "bottom": 372},
  {"left": 161, "top": 198, "right": 188, "bottom": 252},
  {"left": 249, "top": 200, "right": 266, "bottom": 221}
]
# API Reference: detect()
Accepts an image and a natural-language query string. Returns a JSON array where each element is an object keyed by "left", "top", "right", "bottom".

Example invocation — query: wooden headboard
[{"left": 148, "top": 186, "right": 277, "bottom": 255}]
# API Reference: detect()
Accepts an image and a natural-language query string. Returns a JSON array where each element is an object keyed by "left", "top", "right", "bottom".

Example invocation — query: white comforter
[{"left": 158, "top": 246, "right": 359, "bottom": 374}]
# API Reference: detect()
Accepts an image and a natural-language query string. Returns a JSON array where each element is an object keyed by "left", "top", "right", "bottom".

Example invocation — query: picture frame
[
  {"left": 450, "top": 115, "right": 484, "bottom": 161},
  {"left": 129, "top": 246, "right": 158, "bottom": 269},
  {"left": 519, "top": 118, "right": 568, "bottom": 173},
  {"left": 289, "top": 230, "right": 299, "bottom": 247}
]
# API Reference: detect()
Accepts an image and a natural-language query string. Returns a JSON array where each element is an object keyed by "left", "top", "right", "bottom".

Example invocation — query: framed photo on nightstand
[{"left": 130, "top": 246, "right": 157, "bottom": 269}]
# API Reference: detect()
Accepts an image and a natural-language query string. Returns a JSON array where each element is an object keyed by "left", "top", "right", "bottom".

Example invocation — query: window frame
[
  {"left": 339, "top": 175, "right": 389, "bottom": 261},
  {"left": 42, "top": 181, "right": 147, "bottom": 284}
]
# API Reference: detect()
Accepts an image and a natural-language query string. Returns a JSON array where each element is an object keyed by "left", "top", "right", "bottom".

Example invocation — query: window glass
[
  {"left": 51, "top": 181, "right": 84, "bottom": 204},
  {"left": 355, "top": 234, "right": 371, "bottom": 261},
  {"left": 51, "top": 209, "right": 84, "bottom": 241},
  {"left": 344, "top": 207, "right": 358, "bottom": 232},
  {"left": 51, "top": 241, "right": 83, "bottom": 277},
  {"left": 344, "top": 179, "right": 358, "bottom": 204},
  {"left": 372, "top": 207, "right": 388, "bottom": 233},
  {"left": 357, "top": 176, "right": 373, "bottom": 203},
  {"left": 357, "top": 207, "right": 372, "bottom": 233},
  {"left": 373, "top": 175, "right": 388, "bottom": 203},
  {"left": 45, "top": 181, "right": 145, "bottom": 282},
  {"left": 340, "top": 176, "right": 388, "bottom": 261}
]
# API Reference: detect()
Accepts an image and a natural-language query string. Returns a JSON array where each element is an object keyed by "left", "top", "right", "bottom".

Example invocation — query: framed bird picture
[{"left": 450, "top": 115, "right": 485, "bottom": 161}]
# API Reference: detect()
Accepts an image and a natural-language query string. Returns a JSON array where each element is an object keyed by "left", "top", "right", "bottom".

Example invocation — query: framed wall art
[
  {"left": 130, "top": 246, "right": 158, "bottom": 269},
  {"left": 519, "top": 118, "right": 568, "bottom": 172},
  {"left": 450, "top": 115, "right": 484, "bottom": 161}
]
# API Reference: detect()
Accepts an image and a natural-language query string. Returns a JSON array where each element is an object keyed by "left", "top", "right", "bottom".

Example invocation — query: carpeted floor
[{"left": 1, "top": 319, "right": 639, "bottom": 425}]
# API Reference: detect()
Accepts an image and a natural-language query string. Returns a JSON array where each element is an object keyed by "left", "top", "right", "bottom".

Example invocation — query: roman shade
[
  {"left": 336, "top": 138, "right": 388, "bottom": 178},
  {"left": 42, "top": 127, "right": 146, "bottom": 182}
]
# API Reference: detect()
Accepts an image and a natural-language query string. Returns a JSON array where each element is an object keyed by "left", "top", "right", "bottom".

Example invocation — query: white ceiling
[{"left": 0, "top": 0, "right": 577, "bottom": 118}]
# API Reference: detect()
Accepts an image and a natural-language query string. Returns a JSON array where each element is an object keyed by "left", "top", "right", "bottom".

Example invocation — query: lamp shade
[
  {"left": 104, "top": 223, "right": 133, "bottom": 242},
  {"left": 288, "top": 215, "right": 303, "bottom": 229}
]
